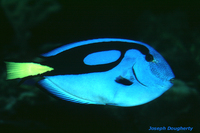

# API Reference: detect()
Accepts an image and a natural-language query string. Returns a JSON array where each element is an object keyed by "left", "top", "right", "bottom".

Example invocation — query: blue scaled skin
[{"left": 38, "top": 38, "right": 175, "bottom": 107}]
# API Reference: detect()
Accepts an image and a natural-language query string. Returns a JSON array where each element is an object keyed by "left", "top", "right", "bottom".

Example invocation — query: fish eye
[{"left": 145, "top": 54, "right": 154, "bottom": 62}]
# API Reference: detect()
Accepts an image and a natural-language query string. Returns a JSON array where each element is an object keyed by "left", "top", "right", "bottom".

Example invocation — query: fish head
[
  {"left": 113, "top": 47, "right": 175, "bottom": 106},
  {"left": 132, "top": 46, "right": 175, "bottom": 93}
]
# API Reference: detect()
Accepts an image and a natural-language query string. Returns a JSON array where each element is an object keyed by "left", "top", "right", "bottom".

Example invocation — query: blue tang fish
[{"left": 6, "top": 38, "right": 175, "bottom": 107}]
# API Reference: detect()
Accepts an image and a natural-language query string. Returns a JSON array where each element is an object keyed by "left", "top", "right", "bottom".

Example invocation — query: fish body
[{"left": 6, "top": 38, "right": 175, "bottom": 107}]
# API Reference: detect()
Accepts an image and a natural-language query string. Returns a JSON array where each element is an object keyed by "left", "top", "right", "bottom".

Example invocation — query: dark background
[{"left": 0, "top": 0, "right": 200, "bottom": 132}]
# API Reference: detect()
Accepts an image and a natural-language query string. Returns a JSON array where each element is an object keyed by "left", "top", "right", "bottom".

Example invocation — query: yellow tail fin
[{"left": 5, "top": 62, "right": 54, "bottom": 80}]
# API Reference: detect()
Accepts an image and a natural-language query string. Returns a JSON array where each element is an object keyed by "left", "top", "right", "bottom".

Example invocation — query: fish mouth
[
  {"left": 169, "top": 78, "right": 175, "bottom": 84},
  {"left": 132, "top": 64, "right": 147, "bottom": 87}
]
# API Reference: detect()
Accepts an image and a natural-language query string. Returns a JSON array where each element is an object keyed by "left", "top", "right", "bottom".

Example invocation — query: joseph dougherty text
[{"left": 149, "top": 126, "right": 193, "bottom": 131}]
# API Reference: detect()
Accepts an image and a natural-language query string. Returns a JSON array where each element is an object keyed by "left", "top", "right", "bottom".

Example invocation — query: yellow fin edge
[{"left": 5, "top": 62, "right": 54, "bottom": 80}]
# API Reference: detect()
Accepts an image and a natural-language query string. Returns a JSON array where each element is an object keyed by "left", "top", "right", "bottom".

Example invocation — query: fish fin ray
[{"left": 5, "top": 62, "right": 54, "bottom": 80}]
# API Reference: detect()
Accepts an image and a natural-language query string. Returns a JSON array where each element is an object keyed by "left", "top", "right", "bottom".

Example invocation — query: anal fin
[{"left": 38, "top": 78, "right": 99, "bottom": 105}]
